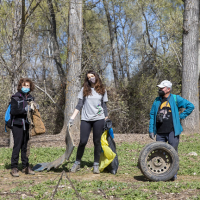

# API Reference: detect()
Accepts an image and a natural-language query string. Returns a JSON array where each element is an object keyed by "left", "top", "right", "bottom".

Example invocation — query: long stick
[
  {"left": 51, "top": 171, "right": 64, "bottom": 200},
  {"left": 64, "top": 171, "right": 83, "bottom": 200},
  {"left": 34, "top": 83, "right": 64, "bottom": 114},
  {"left": 34, "top": 84, "right": 56, "bottom": 103}
]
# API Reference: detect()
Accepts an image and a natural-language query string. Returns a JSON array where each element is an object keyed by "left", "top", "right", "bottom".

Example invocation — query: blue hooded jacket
[{"left": 149, "top": 94, "right": 194, "bottom": 136}]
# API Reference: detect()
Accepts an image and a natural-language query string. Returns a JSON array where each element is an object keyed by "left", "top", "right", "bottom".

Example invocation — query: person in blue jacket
[{"left": 149, "top": 80, "right": 194, "bottom": 180}]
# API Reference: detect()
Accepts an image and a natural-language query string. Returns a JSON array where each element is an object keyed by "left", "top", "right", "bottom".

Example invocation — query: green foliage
[
  {"left": 128, "top": 74, "right": 158, "bottom": 133},
  {"left": 107, "top": 86, "right": 131, "bottom": 133},
  {"left": 178, "top": 134, "right": 200, "bottom": 175},
  {"left": 0, "top": 0, "right": 186, "bottom": 134}
]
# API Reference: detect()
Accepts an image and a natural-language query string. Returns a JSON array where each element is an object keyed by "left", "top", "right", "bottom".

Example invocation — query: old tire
[
  {"left": 137, "top": 142, "right": 154, "bottom": 170},
  {"left": 138, "top": 142, "right": 179, "bottom": 181}
]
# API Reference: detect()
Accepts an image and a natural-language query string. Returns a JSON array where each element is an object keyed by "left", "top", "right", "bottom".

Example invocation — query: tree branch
[
  {"left": 0, "top": 55, "right": 12, "bottom": 74},
  {"left": 25, "top": 0, "right": 43, "bottom": 21},
  {"left": 142, "top": 8, "right": 154, "bottom": 49},
  {"left": 34, "top": 83, "right": 64, "bottom": 114},
  {"left": 150, "top": 6, "right": 182, "bottom": 67}
]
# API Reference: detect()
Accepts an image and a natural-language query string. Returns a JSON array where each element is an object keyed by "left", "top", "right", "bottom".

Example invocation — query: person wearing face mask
[
  {"left": 10, "top": 78, "right": 35, "bottom": 177},
  {"left": 69, "top": 70, "right": 108, "bottom": 174},
  {"left": 149, "top": 80, "right": 194, "bottom": 180}
]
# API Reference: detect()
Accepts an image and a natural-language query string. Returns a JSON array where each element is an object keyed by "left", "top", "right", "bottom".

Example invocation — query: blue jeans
[{"left": 156, "top": 131, "right": 179, "bottom": 152}]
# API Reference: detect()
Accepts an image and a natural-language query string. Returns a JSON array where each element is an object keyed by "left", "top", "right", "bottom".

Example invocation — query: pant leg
[
  {"left": 11, "top": 125, "right": 24, "bottom": 169},
  {"left": 76, "top": 121, "right": 92, "bottom": 162},
  {"left": 168, "top": 131, "right": 179, "bottom": 152},
  {"left": 156, "top": 133, "right": 168, "bottom": 142},
  {"left": 92, "top": 119, "right": 105, "bottom": 163},
  {"left": 21, "top": 127, "right": 29, "bottom": 169}
]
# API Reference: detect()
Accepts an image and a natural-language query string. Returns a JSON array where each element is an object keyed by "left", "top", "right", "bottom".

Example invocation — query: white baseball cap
[{"left": 157, "top": 80, "right": 172, "bottom": 89}]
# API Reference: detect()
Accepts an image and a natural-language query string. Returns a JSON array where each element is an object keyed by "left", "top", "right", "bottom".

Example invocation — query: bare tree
[
  {"left": 0, "top": 0, "right": 42, "bottom": 147},
  {"left": 103, "top": 0, "right": 119, "bottom": 87},
  {"left": 47, "top": 0, "right": 65, "bottom": 84},
  {"left": 62, "top": 0, "right": 83, "bottom": 134},
  {"left": 182, "top": 0, "right": 200, "bottom": 133},
  {"left": 111, "top": 1, "right": 124, "bottom": 80}
]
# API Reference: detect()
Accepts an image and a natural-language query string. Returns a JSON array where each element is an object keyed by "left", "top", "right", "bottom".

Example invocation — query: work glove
[
  {"left": 68, "top": 118, "right": 74, "bottom": 127},
  {"left": 25, "top": 105, "right": 31, "bottom": 112},
  {"left": 149, "top": 133, "right": 155, "bottom": 140}
]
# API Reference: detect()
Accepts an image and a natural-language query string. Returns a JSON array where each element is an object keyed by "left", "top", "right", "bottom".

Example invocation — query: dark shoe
[
  {"left": 22, "top": 166, "right": 35, "bottom": 175},
  {"left": 70, "top": 162, "right": 80, "bottom": 173},
  {"left": 93, "top": 163, "right": 100, "bottom": 174},
  {"left": 11, "top": 168, "right": 19, "bottom": 177}
]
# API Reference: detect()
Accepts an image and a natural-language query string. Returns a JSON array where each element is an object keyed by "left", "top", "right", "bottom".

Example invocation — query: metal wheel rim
[{"left": 146, "top": 149, "right": 172, "bottom": 174}]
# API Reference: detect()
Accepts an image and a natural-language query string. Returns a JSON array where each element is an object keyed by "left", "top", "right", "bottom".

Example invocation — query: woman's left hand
[{"left": 105, "top": 117, "right": 108, "bottom": 121}]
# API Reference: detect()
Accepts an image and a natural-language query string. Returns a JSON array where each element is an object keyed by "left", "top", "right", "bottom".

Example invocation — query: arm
[
  {"left": 102, "top": 101, "right": 108, "bottom": 120},
  {"left": 70, "top": 99, "right": 83, "bottom": 119},
  {"left": 149, "top": 100, "right": 156, "bottom": 134},
  {"left": 177, "top": 95, "right": 195, "bottom": 119},
  {"left": 70, "top": 109, "right": 79, "bottom": 120}
]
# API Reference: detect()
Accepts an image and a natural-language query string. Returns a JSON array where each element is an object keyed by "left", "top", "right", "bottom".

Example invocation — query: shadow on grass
[
  {"left": 4, "top": 159, "right": 93, "bottom": 174},
  {"left": 4, "top": 163, "right": 24, "bottom": 170},
  {"left": 134, "top": 175, "right": 150, "bottom": 182},
  {"left": 80, "top": 160, "right": 93, "bottom": 168}
]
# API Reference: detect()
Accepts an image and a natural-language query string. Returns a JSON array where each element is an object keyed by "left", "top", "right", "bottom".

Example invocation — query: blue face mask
[{"left": 21, "top": 87, "right": 30, "bottom": 93}]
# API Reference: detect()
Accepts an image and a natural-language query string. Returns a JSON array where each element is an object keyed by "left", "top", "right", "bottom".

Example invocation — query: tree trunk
[
  {"left": 103, "top": 0, "right": 119, "bottom": 87},
  {"left": 111, "top": 2, "right": 124, "bottom": 80},
  {"left": 9, "top": 0, "right": 25, "bottom": 148},
  {"left": 47, "top": 0, "right": 65, "bottom": 84},
  {"left": 62, "top": 0, "right": 83, "bottom": 134},
  {"left": 198, "top": 39, "right": 200, "bottom": 76},
  {"left": 182, "top": 0, "right": 200, "bottom": 133},
  {"left": 125, "top": 41, "right": 130, "bottom": 81}
]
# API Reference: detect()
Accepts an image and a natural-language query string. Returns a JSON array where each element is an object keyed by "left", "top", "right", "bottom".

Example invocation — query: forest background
[{"left": 0, "top": 0, "right": 199, "bottom": 136}]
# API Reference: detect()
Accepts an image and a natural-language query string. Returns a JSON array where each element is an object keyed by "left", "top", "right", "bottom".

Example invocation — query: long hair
[
  {"left": 17, "top": 78, "right": 35, "bottom": 92},
  {"left": 83, "top": 70, "right": 105, "bottom": 97}
]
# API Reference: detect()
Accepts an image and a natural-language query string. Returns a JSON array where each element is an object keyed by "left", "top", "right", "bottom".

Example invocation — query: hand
[
  {"left": 149, "top": 133, "right": 155, "bottom": 140},
  {"left": 105, "top": 117, "right": 108, "bottom": 121},
  {"left": 68, "top": 118, "right": 74, "bottom": 127},
  {"left": 25, "top": 105, "right": 31, "bottom": 112}
]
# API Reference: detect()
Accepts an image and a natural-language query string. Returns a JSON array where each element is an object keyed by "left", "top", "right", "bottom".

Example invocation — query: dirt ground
[
  {"left": 0, "top": 131, "right": 153, "bottom": 148},
  {"left": 1, "top": 132, "right": 200, "bottom": 199},
  {"left": 1, "top": 168, "right": 200, "bottom": 200}
]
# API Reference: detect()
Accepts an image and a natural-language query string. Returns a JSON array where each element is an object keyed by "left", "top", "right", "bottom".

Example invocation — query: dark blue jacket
[
  {"left": 149, "top": 94, "right": 194, "bottom": 136},
  {"left": 10, "top": 91, "right": 34, "bottom": 126}
]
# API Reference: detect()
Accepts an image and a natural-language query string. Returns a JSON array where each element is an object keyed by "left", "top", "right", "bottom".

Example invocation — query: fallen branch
[
  {"left": 99, "top": 188, "right": 108, "bottom": 199},
  {"left": 35, "top": 84, "right": 56, "bottom": 103},
  {"left": 50, "top": 170, "right": 83, "bottom": 200},
  {"left": 64, "top": 171, "right": 83, "bottom": 200},
  {"left": 34, "top": 83, "right": 64, "bottom": 114},
  {"left": 51, "top": 171, "right": 64, "bottom": 200}
]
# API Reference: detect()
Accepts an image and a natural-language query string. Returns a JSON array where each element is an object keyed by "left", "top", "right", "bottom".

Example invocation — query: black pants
[
  {"left": 156, "top": 130, "right": 179, "bottom": 152},
  {"left": 11, "top": 124, "right": 29, "bottom": 169},
  {"left": 76, "top": 119, "right": 105, "bottom": 163}
]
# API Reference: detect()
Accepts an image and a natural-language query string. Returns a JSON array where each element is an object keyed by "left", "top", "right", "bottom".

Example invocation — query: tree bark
[
  {"left": 103, "top": 0, "right": 119, "bottom": 87},
  {"left": 47, "top": 0, "right": 65, "bottom": 84},
  {"left": 182, "top": 0, "right": 200, "bottom": 133},
  {"left": 62, "top": 0, "right": 83, "bottom": 134},
  {"left": 9, "top": 0, "right": 25, "bottom": 148},
  {"left": 198, "top": 39, "right": 200, "bottom": 76},
  {"left": 111, "top": 1, "right": 124, "bottom": 80}
]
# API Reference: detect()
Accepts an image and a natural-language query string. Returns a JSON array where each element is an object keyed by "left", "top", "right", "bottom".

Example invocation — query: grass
[{"left": 0, "top": 133, "right": 200, "bottom": 199}]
